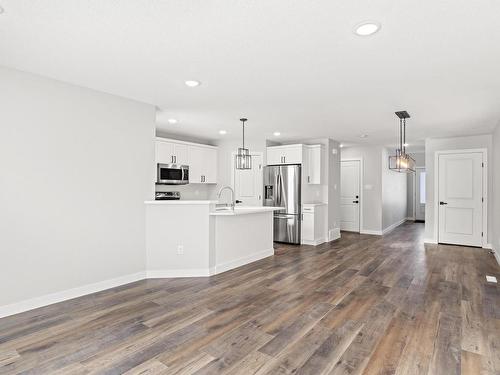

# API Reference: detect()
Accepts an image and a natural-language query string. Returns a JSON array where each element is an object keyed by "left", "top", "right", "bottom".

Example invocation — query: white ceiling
[{"left": 1, "top": 0, "right": 500, "bottom": 146}]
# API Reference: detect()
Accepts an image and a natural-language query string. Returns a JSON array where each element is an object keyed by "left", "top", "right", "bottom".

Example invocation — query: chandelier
[
  {"left": 235, "top": 118, "right": 252, "bottom": 170},
  {"left": 389, "top": 111, "right": 415, "bottom": 173}
]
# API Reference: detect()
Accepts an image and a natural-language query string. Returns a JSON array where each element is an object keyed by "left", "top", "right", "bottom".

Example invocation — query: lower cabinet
[{"left": 301, "top": 204, "right": 326, "bottom": 245}]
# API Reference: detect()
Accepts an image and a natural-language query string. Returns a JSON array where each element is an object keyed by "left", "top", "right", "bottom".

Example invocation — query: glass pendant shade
[
  {"left": 235, "top": 118, "right": 252, "bottom": 170},
  {"left": 389, "top": 111, "right": 415, "bottom": 173}
]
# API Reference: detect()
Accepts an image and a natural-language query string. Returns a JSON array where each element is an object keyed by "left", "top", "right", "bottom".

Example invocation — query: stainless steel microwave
[{"left": 156, "top": 163, "right": 189, "bottom": 185}]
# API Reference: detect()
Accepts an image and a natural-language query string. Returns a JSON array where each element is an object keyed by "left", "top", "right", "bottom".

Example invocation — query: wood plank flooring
[{"left": 1, "top": 222, "right": 499, "bottom": 374}]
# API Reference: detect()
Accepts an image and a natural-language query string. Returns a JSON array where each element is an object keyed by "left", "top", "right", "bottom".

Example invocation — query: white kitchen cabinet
[
  {"left": 155, "top": 140, "right": 188, "bottom": 165},
  {"left": 188, "top": 145, "right": 218, "bottom": 184},
  {"left": 305, "top": 145, "right": 323, "bottom": 184},
  {"left": 266, "top": 144, "right": 303, "bottom": 165},
  {"left": 301, "top": 203, "right": 326, "bottom": 245}
]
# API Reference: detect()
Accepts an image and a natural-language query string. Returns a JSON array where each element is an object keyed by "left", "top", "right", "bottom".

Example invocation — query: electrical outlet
[{"left": 177, "top": 245, "right": 184, "bottom": 255}]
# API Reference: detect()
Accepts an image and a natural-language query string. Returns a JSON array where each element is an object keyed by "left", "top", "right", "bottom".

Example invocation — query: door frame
[
  {"left": 340, "top": 158, "right": 363, "bottom": 233},
  {"left": 433, "top": 148, "right": 488, "bottom": 247},
  {"left": 230, "top": 152, "right": 264, "bottom": 205}
]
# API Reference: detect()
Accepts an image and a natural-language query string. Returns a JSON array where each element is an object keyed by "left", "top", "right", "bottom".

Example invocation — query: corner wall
[
  {"left": 0, "top": 67, "right": 155, "bottom": 311},
  {"left": 493, "top": 125, "right": 500, "bottom": 263},
  {"left": 381, "top": 148, "right": 408, "bottom": 232}
]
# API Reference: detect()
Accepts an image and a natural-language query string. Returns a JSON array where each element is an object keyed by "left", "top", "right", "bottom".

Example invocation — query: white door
[
  {"left": 438, "top": 152, "right": 483, "bottom": 247},
  {"left": 415, "top": 168, "right": 426, "bottom": 221},
  {"left": 340, "top": 160, "right": 361, "bottom": 232},
  {"left": 233, "top": 153, "right": 263, "bottom": 206}
]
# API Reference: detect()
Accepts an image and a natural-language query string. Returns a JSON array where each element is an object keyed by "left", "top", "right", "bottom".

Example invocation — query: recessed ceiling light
[
  {"left": 404, "top": 143, "right": 409, "bottom": 147},
  {"left": 273, "top": 132, "right": 281, "bottom": 136},
  {"left": 354, "top": 21, "right": 381, "bottom": 36},
  {"left": 219, "top": 130, "right": 227, "bottom": 135},
  {"left": 167, "top": 118, "right": 178, "bottom": 124},
  {"left": 359, "top": 134, "right": 368, "bottom": 138},
  {"left": 185, "top": 80, "right": 201, "bottom": 87},
  {"left": 339, "top": 144, "right": 344, "bottom": 148}
]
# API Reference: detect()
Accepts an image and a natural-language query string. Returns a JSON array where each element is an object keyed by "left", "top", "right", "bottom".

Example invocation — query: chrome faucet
[{"left": 217, "top": 186, "right": 235, "bottom": 210}]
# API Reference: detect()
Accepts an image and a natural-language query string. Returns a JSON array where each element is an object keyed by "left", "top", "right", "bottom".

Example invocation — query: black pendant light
[
  {"left": 389, "top": 111, "right": 415, "bottom": 173},
  {"left": 235, "top": 118, "right": 252, "bottom": 170}
]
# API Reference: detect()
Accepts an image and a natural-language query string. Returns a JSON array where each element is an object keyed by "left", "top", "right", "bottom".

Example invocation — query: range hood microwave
[{"left": 156, "top": 163, "right": 189, "bottom": 185}]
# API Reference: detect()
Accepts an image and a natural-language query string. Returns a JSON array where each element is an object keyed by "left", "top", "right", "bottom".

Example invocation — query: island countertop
[{"left": 210, "top": 206, "right": 283, "bottom": 216}]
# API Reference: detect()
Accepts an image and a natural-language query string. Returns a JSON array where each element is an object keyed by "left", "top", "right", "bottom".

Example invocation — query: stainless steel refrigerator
[{"left": 263, "top": 164, "right": 301, "bottom": 244}]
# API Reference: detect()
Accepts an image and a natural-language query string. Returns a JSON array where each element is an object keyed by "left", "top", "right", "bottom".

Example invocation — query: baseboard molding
[
  {"left": 302, "top": 238, "right": 326, "bottom": 246},
  {"left": 214, "top": 249, "right": 274, "bottom": 274},
  {"left": 406, "top": 217, "right": 415, "bottom": 221},
  {"left": 423, "top": 238, "right": 438, "bottom": 244},
  {"left": 382, "top": 218, "right": 407, "bottom": 235},
  {"left": 0, "top": 271, "right": 146, "bottom": 319},
  {"left": 493, "top": 248, "right": 500, "bottom": 266},
  {"left": 146, "top": 268, "right": 214, "bottom": 278},
  {"left": 483, "top": 243, "right": 493, "bottom": 250},
  {"left": 360, "top": 229, "right": 383, "bottom": 236}
]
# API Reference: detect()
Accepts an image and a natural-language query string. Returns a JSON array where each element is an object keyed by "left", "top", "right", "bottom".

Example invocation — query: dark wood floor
[{"left": 1, "top": 222, "right": 499, "bottom": 374}]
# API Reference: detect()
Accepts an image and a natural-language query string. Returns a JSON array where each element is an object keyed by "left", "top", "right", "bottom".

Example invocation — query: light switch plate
[{"left": 486, "top": 275, "right": 497, "bottom": 283}]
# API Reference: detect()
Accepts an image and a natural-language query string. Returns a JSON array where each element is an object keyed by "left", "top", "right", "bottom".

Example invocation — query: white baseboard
[
  {"left": 493, "top": 248, "right": 500, "bottom": 266},
  {"left": 214, "top": 249, "right": 274, "bottom": 274},
  {"left": 302, "top": 238, "right": 326, "bottom": 246},
  {"left": 360, "top": 229, "right": 383, "bottom": 236},
  {"left": 0, "top": 271, "right": 146, "bottom": 319},
  {"left": 328, "top": 228, "right": 341, "bottom": 242},
  {"left": 406, "top": 216, "right": 415, "bottom": 221},
  {"left": 382, "top": 218, "right": 407, "bottom": 235},
  {"left": 423, "top": 238, "right": 438, "bottom": 244},
  {"left": 146, "top": 268, "right": 214, "bottom": 278},
  {"left": 483, "top": 243, "right": 493, "bottom": 250}
]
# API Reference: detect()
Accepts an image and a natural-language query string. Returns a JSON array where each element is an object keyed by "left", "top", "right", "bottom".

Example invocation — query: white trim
[
  {"left": 155, "top": 136, "right": 217, "bottom": 149},
  {"left": 302, "top": 237, "right": 327, "bottom": 246},
  {"left": 483, "top": 243, "right": 493, "bottom": 250},
  {"left": 340, "top": 158, "right": 363, "bottom": 233},
  {"left": 406, "top": 217, "right": 415, "bottom": 221},
  {"left": 360, "top": 229, "right": 383, "bottom": 236},
  {"left": 493, "top": 249, "right": 500, "bottom": 266},
  {"left": 423, "top": 238, "right": 438, "bottom": 244},
  {"left": 433, "top": 148, "right": 488, "bottom": 247},
  {"left": 146, "top": 268, "right": 214, "bottom": 278},
  {"left": 382, "top": 218, "right": 407, "bottom": 235},
  {"left": 0, "top": 271, "right": 146, "bottom": 319},
  {"left": 414, "top": 167, "right": 426, "bottom": 221},
  {"left": 215, "top": 249, "right": 274, "bottom": 274}
]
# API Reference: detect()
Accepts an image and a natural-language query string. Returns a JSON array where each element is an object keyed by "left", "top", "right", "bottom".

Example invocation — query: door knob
[
  {"left": 353, "top": 200, "right": 359, "bottom": 203},
  {"left": 439, "top": 201, "right": 448, "bottom": 205}
]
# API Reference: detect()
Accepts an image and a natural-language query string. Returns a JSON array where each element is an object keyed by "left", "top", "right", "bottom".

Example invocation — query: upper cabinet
[
  {"left": 305, "top": 145, "right": 323, "bottom": 184},
  {"left": 266, "top": 144, "right": 322, "bottom": 184},
  {"left": 188, "top": 145, "right": 218, "bottom": 184},
  {"left": 155, "top": 140, "right": 188, "bottom": 165},
  {"left": 266, "top": 144, "right": 303, "bottom": 165},
  {"left": 155, "top": 138, "right": 218, "bottom": 184}
]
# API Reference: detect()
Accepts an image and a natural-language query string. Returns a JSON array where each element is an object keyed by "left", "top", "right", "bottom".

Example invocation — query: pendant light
[
  {"left": 389, "top": 111, "right": 415, "bottom": 173},
  {"left": 235, "top": 118, "right": 252, "bottom": 170}
]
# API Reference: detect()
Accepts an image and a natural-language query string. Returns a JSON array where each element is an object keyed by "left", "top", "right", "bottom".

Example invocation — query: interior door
[
  {"left": 415, "top": 168, "right": 426, "bottom": 221},
  {"left": 340, "top": 160, "right": 360, "bottom": 232},
  {"left": 438, "top": 152, "right": 483, "bottom": 247},
  {"left": 233, "top": 154, "right": 263, "bottom": 206}
]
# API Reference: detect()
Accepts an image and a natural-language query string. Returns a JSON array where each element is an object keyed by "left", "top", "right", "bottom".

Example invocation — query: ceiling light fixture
[
  {"left": 273, "top": 132, "right": 281, "bottom": 136},
  {"left": 167, "top": 118, "right": 178, "bottom": 124},
  {"left": 389, "top": 111, "right": 415, "bottom": 173},
  {"left": 235, "top": 118, "right": 251, "bottom": 170},
  {"left": 185, "top": 80, "right": 201, "bottom": 87},
  {"left": 339, "top": 144, "right": 344, "bottom": 148},
  {"left": 219, "top": 130, "right": 227, "bottom": 135},
  {"left": 354, "top": 21, "right": 381, "bottom": 36},
  {"left": 359, "top": 134, "right": 368, "bottom": 138}
]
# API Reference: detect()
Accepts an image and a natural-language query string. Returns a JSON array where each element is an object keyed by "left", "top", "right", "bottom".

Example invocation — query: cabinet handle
[
  {"left": 174, "top": 155, "right": 177, "bottom": 163},
  {"left": 283, "top": 156, "right": 286, "bottom": 163},
  {"left": 171, "top": 155, "right": 174, "bottom": 163}
]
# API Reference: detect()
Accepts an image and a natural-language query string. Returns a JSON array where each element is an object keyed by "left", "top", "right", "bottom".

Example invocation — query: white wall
[
  {"left": 424, "top": 134, "right": 493, "bottom": 243},
  {"left": 492, "top": 125, "right": 500, "bottom": 263},
  {"left": 341, "top": 146, "right": 383, "bottom": 232},
  {"left": 381, "top": 148, "right": 407, "bottom": 231},
  {"left": 0, "top": 67, "right": 155, "bottom": 309}
]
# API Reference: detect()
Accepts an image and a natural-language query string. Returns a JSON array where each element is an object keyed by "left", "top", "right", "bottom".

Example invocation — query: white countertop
[
  {"left": 145, "top": 200, "right": 218, "bottom": 205},
  {"left": 210, "top": 206, "right": 284, "bottom": 216}
]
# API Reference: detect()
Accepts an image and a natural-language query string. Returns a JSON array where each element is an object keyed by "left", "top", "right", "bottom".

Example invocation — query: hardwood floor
[{"left": 1, "top": 222, "right": 499, "bottom": 374}]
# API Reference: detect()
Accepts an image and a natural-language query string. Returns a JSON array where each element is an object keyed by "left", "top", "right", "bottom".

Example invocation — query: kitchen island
[{"left": 145, "top": 201, "right": 281, "bottom": 277}]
